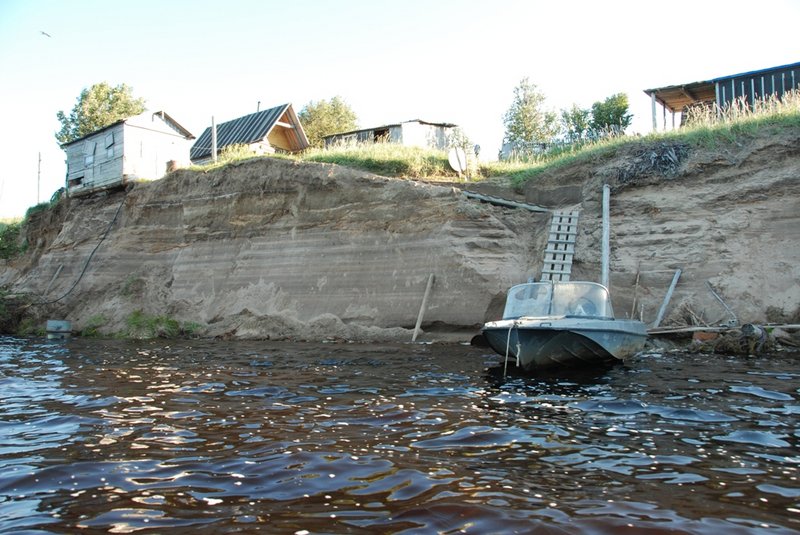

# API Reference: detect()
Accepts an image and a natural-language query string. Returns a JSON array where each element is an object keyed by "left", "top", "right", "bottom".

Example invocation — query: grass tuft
[{"left": 303, "top": 143, "right": 463, "bottom": 179}]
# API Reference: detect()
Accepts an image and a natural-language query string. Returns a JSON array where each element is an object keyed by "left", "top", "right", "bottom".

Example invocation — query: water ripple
[{"left": 0, "top": 339, "right": 798, "bottom": 533}]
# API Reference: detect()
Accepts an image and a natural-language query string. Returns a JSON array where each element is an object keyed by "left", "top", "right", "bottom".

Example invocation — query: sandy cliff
[
  {"left": 4, "top": 125, "right": 799, "bottom": 340},
  {"left": 6, "top": 159, "right": 545, "bottom": 341}
]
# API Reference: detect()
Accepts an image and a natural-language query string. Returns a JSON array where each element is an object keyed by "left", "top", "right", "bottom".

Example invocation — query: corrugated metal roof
[
  {"left": 644, "top": 61, "right": 800, "bottom": 112},
  {"left": 190, "top": 104, "right": 291, "bottom": 161}
]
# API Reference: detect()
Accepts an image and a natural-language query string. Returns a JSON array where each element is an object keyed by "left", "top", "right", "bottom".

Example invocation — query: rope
[
  {"left": 503, "top": 321, "right": 516, "bottom": 377},
  {"left": 35, "top": 192, "right": 127, "bottom": 306}
]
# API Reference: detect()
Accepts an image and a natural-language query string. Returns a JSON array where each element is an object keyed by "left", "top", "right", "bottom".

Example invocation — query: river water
[{"left": 0, "top": 336, "right": 798, "bottom": 534}]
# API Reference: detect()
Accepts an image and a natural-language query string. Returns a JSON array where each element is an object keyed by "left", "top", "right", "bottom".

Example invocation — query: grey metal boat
[{"left": 482, "top": 281, "right": 647, "bottom": 371}]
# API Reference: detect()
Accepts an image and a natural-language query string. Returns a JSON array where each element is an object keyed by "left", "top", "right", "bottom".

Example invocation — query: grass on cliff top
[
  {"left": 303, "top": 143, "right": 464, "bottom": 179},
  {"left": 496, "top": 90, "right": 800, "bottom": 186},
  {"left": 193, "top": 142, "right": 468, "bottom": 180},
  {"left": 191, "top": 91, "right": 800, "bottom": 187},
  {"left": 295, "top": 91, "right": 800, "bottom": 186}
]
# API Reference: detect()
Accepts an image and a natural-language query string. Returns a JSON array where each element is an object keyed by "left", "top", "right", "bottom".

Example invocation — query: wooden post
[
  {"left": 630, "top": 261, "right": 640, "bottom": 319},
  {"left": 412, "top": 274, "right": 435, "bottom": 342},
  {"left": 653, "top": 269, "right": 681, "bottom": 328},
  {"left": 211, "top": 116, "right": 217, "bottom": 162},
  {"left": 651, "top": 92, "right": 657, "bottom": 132},
  {"left": 601, "top": 184, "right": 610, "bottom": 289}
]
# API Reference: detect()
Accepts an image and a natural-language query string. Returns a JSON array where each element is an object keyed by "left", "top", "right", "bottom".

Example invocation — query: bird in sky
[{"left": 40, "top": 30, "right": 52, "bottom": 38}]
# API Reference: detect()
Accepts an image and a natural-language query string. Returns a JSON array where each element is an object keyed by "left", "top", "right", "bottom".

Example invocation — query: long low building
[{"left": 323, "top": 119, "right": 458, "bottom": 150}]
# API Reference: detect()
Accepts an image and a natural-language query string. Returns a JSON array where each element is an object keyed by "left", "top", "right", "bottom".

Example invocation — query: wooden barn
[
  {"left": 645, "top": 61, "right": 800, "bottom": 129},
  {"left": 62, "top": 111, "right": 194, "bottom": 197},
  {"left": 323, "top": 119, "right": 457, "bottom": 150},
  {"left": 190, "top": 104, "right": 308, "bottom": 164}
]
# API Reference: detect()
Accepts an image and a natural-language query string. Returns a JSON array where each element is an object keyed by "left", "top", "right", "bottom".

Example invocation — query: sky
[{"left": 0, "top": 0, "right": 798, "bottom": 218}]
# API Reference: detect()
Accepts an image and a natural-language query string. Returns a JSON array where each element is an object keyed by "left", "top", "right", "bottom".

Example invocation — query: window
[{"left": 84, "top": 140, "right": 96, "bottom": 166}]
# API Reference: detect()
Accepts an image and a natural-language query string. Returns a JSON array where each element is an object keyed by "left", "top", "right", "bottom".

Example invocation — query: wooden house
[
  {"left": 323, "top": 119, "right": 457, "bottom": 150},
  {"left": 62, "top": 111, "right": 194, "bottom": 197},
  {"left": 645, "top": 61, "right": 800, "bottom": 129},
  {"left": 190, "top": 104, "right": 308, "bottom": 164}
]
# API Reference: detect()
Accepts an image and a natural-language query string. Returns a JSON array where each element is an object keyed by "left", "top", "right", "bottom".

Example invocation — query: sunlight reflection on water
[{"left": 0, "top": 337, "right": 798, "bottom": 533}]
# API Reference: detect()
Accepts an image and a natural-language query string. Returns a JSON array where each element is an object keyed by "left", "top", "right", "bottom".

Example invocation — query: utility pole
[{"left": 37, "top": 152, "right": 41, "bottom": 204}]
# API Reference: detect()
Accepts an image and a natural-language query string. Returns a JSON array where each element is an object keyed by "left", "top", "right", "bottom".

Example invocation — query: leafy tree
[
  {"left": 502, "top": 78, "right": 559, "bottom": 146},
  {"left": 589, "top": 93, "right": 633, "bottom": 136},
  {"left": 298, "top": 96, "right": 358, "bottom": 148},
  {"left": 560, "top": 104, "right": 591, "bottom": 143},
  {"left": 56, "top": 82, "right": 146, "bottom": 144}
]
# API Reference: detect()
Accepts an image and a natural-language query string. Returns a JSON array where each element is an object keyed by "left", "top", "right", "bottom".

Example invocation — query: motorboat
[{"left": 481, "top": 281, "right": 647, "bottom": 371}]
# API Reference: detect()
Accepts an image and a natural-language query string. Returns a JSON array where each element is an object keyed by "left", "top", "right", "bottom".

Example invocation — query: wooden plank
[
  {"left": 461, "top": 190, "right": 550, "bottom": 213},
  {"left": 652, "top": 269, "right": 682, "bottom": 328},
  {"left": 412, "top": 274, "right": 435, "bottom": 342}
]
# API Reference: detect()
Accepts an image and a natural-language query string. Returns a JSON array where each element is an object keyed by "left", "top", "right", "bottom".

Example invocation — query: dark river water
[{"left": 0, "top": 336, "right": 799, "bottom": 534}]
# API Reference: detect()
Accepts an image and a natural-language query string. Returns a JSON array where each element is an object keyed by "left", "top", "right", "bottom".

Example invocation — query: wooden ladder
[{"left": 540, "top": 210, "right": 579, "bottom": 282}]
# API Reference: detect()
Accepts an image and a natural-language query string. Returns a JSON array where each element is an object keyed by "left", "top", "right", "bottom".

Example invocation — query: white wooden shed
[{"left": 61, "top": 111, "right": 194, "bottom": 197}]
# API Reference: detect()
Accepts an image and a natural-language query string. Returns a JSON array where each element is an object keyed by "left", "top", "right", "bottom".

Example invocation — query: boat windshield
[{"left": 502, "top": 282, "right": 614, "bottom": 319}]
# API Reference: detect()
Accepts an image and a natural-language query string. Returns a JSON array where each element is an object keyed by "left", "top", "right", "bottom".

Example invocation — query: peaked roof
[
  {"left": 190, "top": 103, "right": 307, "bottom": 161},
  {"left": 61, "top": 110, "right": 194, "bottom": 148}
]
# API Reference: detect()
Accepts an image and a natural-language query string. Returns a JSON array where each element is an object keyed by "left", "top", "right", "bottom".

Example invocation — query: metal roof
[
  {"left": 61, "top": 110, "right": 194, "bottom": 148},
  {"left": 644, "top": 61, "right": 800, "bottom": 113},
  {"left": 190, "top": 104, "right": 308, "bottom": 161},
  {"left": 154, "top": 111, "right": 194, "bottom": 140}
]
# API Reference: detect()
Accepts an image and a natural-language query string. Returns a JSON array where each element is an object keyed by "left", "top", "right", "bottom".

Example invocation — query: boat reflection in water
[{"left": 482, "top": 281, "right": 648, "bottom": 371}]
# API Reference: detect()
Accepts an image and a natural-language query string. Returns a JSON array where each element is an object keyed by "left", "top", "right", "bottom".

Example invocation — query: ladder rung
[
  {"left": 541, "top": 268, "right": 573, "bottom": 275},
  {"left": 545, "top": 247, "right": 574, "bottom": 254}
]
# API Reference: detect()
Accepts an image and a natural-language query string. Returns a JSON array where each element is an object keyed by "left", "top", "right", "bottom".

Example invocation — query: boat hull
[{"left": 482, "top": 318, "right": 647, "bottom": 371}]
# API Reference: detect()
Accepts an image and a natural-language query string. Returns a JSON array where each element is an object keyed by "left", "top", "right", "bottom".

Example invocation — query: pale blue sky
[{"left": 0, "top": 0, "right": 798, "bottom": 217}]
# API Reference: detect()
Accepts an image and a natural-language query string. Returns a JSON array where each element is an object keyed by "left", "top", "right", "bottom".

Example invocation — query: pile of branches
[{"left": 616, "top": 142, "right": 688, "bottom": 185}]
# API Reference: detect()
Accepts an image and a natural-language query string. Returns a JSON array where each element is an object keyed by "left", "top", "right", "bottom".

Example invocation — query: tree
[
  {"left": 589, "top": 93, "right": 633, "bottom": 136},
  {"left": 56, "top": 82, "right": 146, "bottom": 144},
  {"left": 298, "top": 96, "right": 358, "bottom": 148},
  {"left": 502, "top": 78, "right": 559, "bottom": 146},
  {"left": 560, "top": 104, "right": 591, "bottom": 143}
]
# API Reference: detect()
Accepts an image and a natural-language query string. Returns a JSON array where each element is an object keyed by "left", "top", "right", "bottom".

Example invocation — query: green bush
[
  {"left": 0, "top": 222, "right": 24, "bottom": 260},
  {"left": 126, "top": 310, "right": 180, "bottom": 339},
  {"left": 81, "top": 314, "right": 107, "bottom": 337},
  {"left": 125, "top": 310, "right": 202, "bottom": 339},
  {"left": 16, "top": 318, "right": 43, "bottom": 337}
]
